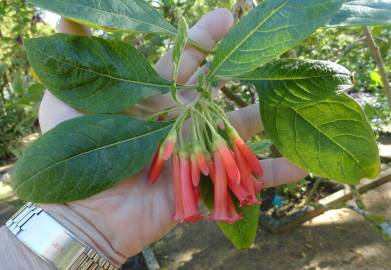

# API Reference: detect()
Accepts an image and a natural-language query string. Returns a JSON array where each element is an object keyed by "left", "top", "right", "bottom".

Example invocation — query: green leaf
[
  {"left": 11, "top": 115, "right": 172, "bottom": 203},
  {"left": 259, "top": 94, "right": 381, "bottom": 184},
  {"left": 25, "top": 34, "right": 171, "bottom": 113},
  {"left": 16, "top": 83, "right": 45, "bottom": 106},
  {"left": 327, "top": 0, "right": 391, "bottom": 27},
  {"left": 249, "top": 59, "right": 380, "bottom": 183},
  {"left": 172, "top": 15, "right": 188, "bottom": 82},
  {"left": 240, "top": 59, "right": 353, "bottom": 106},
  {"left": 208, "top": 0, "right": 344, "bottom": 79},
  {"left": 30, "top": 0, "right": 177, "bottom": 35},
  {"left": 249, "top": 140, "right": 273, "bottom": 154},
  {"left": 171, "top": 15, "right": 189, "bottom": 100},
  {"left": 12, "top": 71, "right": 24, "bottom": 95},
  {"left": 370, "top": 70, "right": 383, "bottom": 88},
  {"left": 200, "top": 176, "right": 259, "bottom": 249}
]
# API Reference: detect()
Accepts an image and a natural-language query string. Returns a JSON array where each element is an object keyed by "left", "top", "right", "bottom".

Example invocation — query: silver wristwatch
[{"left": 6, "top": 202, "right": 117, "bottom": 270}]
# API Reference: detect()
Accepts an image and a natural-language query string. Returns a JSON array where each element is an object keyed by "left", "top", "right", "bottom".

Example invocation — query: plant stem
[
  {"left": 307, "top": 177, "right": 322, "bottom": 202},
  {"left": 147, "top": 106, "right": 178, "bottom": 121},
  {"left": 337, "top": 36, "right": 366, "bottom": 62},
  {"left": 220, "top": 86, "right": 248, "bottom": 107},
  {"left": 177, "top": 84, "right": 198, "bottom": 90},
  {"left": 232, "top": 0, "right": 254, "bottom": 22},
  {"left": 188, "top": 39, "right": 214, "bottom": 55},
  {"left": 349, "top": 184, "right": 366, "bottom": 210},
  {"left": 363, "top": 27, "right": 391, "bottom": 108}
]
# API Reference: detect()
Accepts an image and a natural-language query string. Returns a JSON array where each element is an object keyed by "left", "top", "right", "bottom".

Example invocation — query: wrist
[
  {"left": 0, "top": 226, "right": 54, "bottom": 270},
  {"left": 40, "top": 204, "right": 127, "bottom": 267}
]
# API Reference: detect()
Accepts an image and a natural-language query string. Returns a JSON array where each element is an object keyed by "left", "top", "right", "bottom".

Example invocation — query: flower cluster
[{"left": 148, "top": 101, "right": 264, "bottom": 224}]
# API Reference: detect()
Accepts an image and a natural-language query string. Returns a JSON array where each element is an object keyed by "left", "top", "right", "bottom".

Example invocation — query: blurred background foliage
[
  {"left": 0, "top": 0, "right": 52, "bottom": 163},
  {"left": 0, "top": 0, "right": 390, "bottom": 165}
]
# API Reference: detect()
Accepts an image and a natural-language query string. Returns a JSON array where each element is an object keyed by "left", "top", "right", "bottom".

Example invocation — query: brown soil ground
[{"left": 153, "top": 199, "right": 391, "bottom": 270}]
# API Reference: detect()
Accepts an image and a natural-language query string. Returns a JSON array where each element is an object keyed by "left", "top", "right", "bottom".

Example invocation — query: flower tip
[
  {"left": 191, "top": 157, "right": 201, "bottom": 187},
  {"left": 195, "top": 150, "right": 210, "bottom": 176},
  {"left": 162, "top": 142, "right": 175, "bottom": 160},
  {"left": 184, "top": 214, "right": 204, "bottom": 223},
  {"left": 148, "top": 149, "right": 165, "bottom": 184},
  {"left": 208, "top": 212, "right": 242, "bottom": 224},
  {"left": 240, "top": 198, "right": 261, "bottom": 207},
  {"left": 254, "top": 179, "right": 265, "bottom": 192}
]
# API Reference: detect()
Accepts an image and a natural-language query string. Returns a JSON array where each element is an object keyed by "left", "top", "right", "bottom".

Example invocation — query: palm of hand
[{"left": 39, "top": 9, "right": 307, "bottom": 260}]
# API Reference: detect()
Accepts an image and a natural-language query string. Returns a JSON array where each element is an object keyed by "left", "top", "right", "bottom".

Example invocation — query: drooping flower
[
  {"left": 209, "top": 151, "right": 241, "bottom": 222},
  {"left": 148, "top": 145, "right": 165, "bottom": 184},
  {"left": 227, "top": 178, "right": 252, "bottom": 207},
  {"left": 179, "top": 152, "right": 203, "bottom": 222},
  {"left": 226, "top": 194, "right": 242, "bottom": 223},
  {"left": 229, "top": 129, "right": 263, "bottom": 177},
  {"left": 194, "top": 145, "right": 209, "bottom": 176},
  {"left": 172, "top": 154, "right": 184, "bottom": 221},
  {"left": 162, "top": 130, "right": 177, "bottom": 160},
  {"left": 191, "top": 154, "right": 201, "bottom": 187},
  {"left": 232, "top": 145, "right": 261, "bottom": 205},
  {"left": 208, "top": 151, "right": 229, "bottom": 221},
  {"left": 214, "top": 138, "right": 240, "bottom": 184}
]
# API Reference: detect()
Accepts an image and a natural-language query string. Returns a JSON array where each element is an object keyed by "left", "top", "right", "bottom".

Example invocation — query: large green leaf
[
  {"left": 30, "top": 0, "right": 177, "bottom": 35},
  {"left": 327, "top": 0, "right": 391, "bottom": 27},
  {"left": 25, "top": 34, "right": 171, "bottom": 113},
  {"left": 12, "top": 115, "right": 172, "bottom": 203},
  {"left": 249, "top": 59, "right": 380, "bottom": 183},
  {"left": 239, "top": 59, "right": 353, "bottom": 105},
  {"left": 259, "top": 94, "right": 380, "bottom": 184},
  {"left": 207, "top": 0, "right": 344, "bottom": 79},
  {"left": 200, "top": 176, "right": 259, "bottom": 249}
]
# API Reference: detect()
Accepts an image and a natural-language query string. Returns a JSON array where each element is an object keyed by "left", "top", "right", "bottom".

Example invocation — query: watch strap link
[{"left": 6, "top": 202, "right": 117, "bottom": 270}]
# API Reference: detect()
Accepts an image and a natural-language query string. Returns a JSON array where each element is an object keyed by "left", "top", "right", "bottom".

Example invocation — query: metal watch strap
[{"left": 6, "top": 202, "right": 117, "bottom": 270}]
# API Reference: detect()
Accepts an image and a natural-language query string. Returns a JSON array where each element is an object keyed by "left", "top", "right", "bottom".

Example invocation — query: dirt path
[{"left": 153, "top": 208, "right": 391, "bottom": 270}]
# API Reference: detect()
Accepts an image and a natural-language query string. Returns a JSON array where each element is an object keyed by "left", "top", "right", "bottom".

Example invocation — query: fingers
[
  {"left": 57, "top": 17, "right": 91, "bottom": 36},
  {"left": 39, "top": 91, "right": 83, "bottom": 133},
  {"left": 131, "top": 8, "right": 234, "bottom": 115},
  {"left": 226, "top": 104, "right": 263, "bottom": 140},
  {"left": 260, "top": 158, "right": 308, "bottom": 188},
  {"left": 155, "top": 8, "right": 233, "bottom": 83}
]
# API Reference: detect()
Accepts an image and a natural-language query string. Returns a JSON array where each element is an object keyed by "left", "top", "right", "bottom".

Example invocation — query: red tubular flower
[
  {"left": 191, "top": 154, "right": 201, "bottom": 187},
  {"left": 148, "top": 145, "right": 165, "bottom": 184},
  {"left": 252, "top": 175, "right": 265, "bottom": 193},
  {"left": 193, "top": 185, "right": 200, "bottom": 206},
  {"left": 229, "top": 130, "right": 263, "bottom": 177},
  {"left": 162, "top": 131, "right": 177, "bottom": 160},
  {"left": 226, "top": 195, "right": 242, "bottom": 223},
  {"left": 215, "top": 140, "right": 240, "bottom": 184},
  {"left": 209, "top": 152, "right": 231, "bottom": 222},
  {"left": 227, "top": 178, "right": 252, "bottom": 206},
  {"left": 208, "top": 159, "right": 215, "bottom": 182},
  {"left": 172, "top": 154, "right": 184, "bottom": 222},
  {"left": 194, "top": 146, "right": 209, "bottom": 176},
  {"left": 233, "top": 145, "right": 260, "bottom": 205},
  {"left": 179, "top": 153, "right": 203, "bottom": 222}
]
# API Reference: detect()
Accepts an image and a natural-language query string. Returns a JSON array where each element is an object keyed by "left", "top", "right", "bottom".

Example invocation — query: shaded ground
[
  {"left": 154, "top": 203, "right": 391, "bottom": 270},
  {"left": 363, "top": 181, "right": 391, "bottom": 222}
]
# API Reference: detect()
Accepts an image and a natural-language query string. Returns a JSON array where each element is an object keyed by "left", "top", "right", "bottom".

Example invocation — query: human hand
[{"left": 38, "top": 9, "right": 307, "bottom": 266}]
